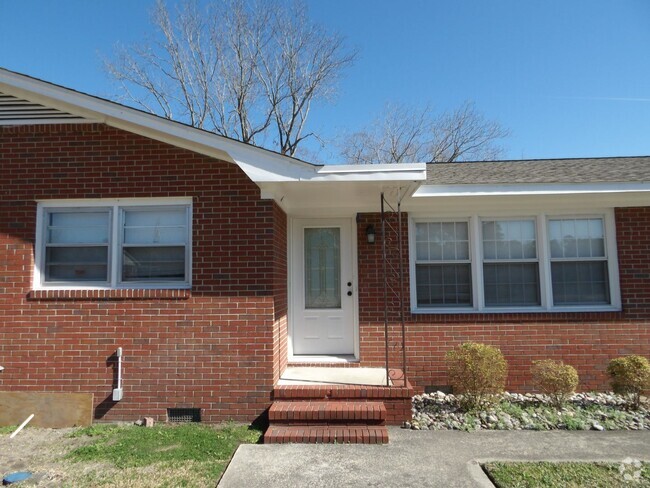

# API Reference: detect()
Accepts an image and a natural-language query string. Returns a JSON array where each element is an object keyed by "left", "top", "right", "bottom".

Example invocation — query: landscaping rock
[
  {"left": 591, "top": 422, "right": 605, "bottom": 431},
  {"left": 407, "top": 391, "right": 650, "bottom": 431}
]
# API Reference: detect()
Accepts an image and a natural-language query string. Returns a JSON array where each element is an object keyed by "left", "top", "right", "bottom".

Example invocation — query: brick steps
[
  {"left": 264, "top": 424, "right": 388, "bottom": 444},
  {"left": 264, "top": 398, "right": 392, "bottom": 444},
  {"left": 264, "top": 370, "right": 413, "bottom": 444},
  {"left": 269, "top": 400, "right": 386, "bottom": 424}
]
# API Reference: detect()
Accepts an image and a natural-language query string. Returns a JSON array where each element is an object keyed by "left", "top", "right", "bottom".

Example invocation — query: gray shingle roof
[{"left": 425, "top": 156, "right": 650, "bottom": 185}]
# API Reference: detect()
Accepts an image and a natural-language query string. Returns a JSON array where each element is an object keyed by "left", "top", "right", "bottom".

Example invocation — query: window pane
[
  {"left": 551, "top": 261, "right": 610, "bottom": 305},
  {"left": 549, "top": 218, "right": 605, "bottom": 258},
  {"left": 483, "top": 220, "right": 536, "bottom": 260},
  {"left": 416, "top": 242, "right": 429, "bottom": 261},
  {"left": 416, "top": 263, "right": 472, "bottom": 307},
  {"left": 122, "top": 246, "right": 186, "bottom": 281},
  {"left": 124, "top": 209, "right": 186, "bottom": 226},
  {"left": 483, "top": 240, "right": 496, "bottom": 260},
  {"left": 415, "top": 222, "right": 428, "bottom": 241},
  {"left": 483, "top": 263, "right": 540, "bottom": 306},
  {"left": 429, "top": 242, "right": 443, "bottom": 260},
  {"left": 124, "top": 227, "right": 185, "bottom": 245},
  {"left": 455, "top": 222, "right": 468, "bottom": 240},
  {"left": 123, "top": 208, "right": 187, "bottom": 245},
  {"left": 442, "top": 241, "right": 456, "bottom": 260},
  {"left": 47, "top": 211, "right": 109, "bottom": 244},
  {"left": 45, "top": 247, "right": 108, "bottom": 282},
  {"left": 304, "top": 228, "right": 341, "bottom": 309},
  {"left": 415, "top": 222, "right": 469, "bottom": 263}
]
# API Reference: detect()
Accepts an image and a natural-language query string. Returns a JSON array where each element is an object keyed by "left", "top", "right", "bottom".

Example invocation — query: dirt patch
[{"left": 0, "top": 427, "right": 93, "bottom": 486}]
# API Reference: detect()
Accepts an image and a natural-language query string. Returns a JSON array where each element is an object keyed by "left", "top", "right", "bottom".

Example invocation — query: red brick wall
[
  {"left": 271, "top": 204, "right": 288, "bottom": 384},
  {"left": 356, "top": 210, "right": 650, "bottom": 394},
  {"left": 0, "top": 123, "right": 287, "bottom": 423}
]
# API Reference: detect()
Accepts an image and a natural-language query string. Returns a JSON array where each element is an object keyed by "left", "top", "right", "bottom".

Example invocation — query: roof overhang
[
  {"left": 3, "top": 68, "right": 649, "bottom": 211},
  {"left": 405, "top": 182, "right": 650, "bottom": 213},
  {"left": 0, "top": 69, "right": 427, "bottom": 186},
  {"left": 413, "top": 181, "right": 650, "bottom": 197}
]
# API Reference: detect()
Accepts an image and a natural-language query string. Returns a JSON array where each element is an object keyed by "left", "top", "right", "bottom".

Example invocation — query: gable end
[{"left": 0, "top": 91, "right": 93, "bottom": 125}]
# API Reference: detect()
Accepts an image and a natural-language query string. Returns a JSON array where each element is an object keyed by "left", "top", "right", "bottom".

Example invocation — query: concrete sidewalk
[{"left": 219, "top": 428, "right": 650, "bottom": 487}]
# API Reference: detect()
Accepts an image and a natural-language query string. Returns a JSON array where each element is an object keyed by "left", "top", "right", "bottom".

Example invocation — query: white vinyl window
[
  {"left": 548, "top": 218, "right": 609, "bottom": 305},
  {"left": 482, "top": 219, "right": 540, "bottom": 307},
  {"left": 410, "top": 211, "right": 620, "bottom": 313},
  {"left": 36, "top": 200, "right": 191, "bottom": 289},
  {"left": 414, "top": 221, "right": 472, "bottom": 307}
]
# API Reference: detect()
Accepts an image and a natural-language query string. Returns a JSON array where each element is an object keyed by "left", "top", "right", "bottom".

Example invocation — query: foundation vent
[{"left": 167, "top": 408, "right": 201, "bottom": 423}]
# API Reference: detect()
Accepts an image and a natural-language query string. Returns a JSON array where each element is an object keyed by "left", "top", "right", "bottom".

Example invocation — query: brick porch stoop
[{"left": 263, "top": 370, "right": 413, "bottom": 444}]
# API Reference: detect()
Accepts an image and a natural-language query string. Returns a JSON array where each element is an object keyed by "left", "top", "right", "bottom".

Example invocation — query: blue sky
[{"left": 1, "top": 0, "right": 650, "bottom": 162}]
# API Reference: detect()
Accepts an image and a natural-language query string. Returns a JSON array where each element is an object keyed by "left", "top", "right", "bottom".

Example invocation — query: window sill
[
  {"left": 411, "top": 305, "right": 622, "bottom": 315},
  {"left": 28, "top": 288, "right": 191, "bottom": 301}
]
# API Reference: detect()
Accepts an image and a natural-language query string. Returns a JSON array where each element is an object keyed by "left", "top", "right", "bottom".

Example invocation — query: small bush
[
  {"left": 607, "top": 355, "right": 650, "bottom": 409},
  {"left": 446, "top": 342, "right": 508, "bottom": 411},
  {"left": 531, "top": 359, "right": 579, "bottom": 407}
]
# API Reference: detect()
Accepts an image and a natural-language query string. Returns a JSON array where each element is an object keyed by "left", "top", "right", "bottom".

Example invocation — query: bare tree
[
  {"left": 341, "top": 101, "right": 509, "bottom": 164},
  {"left": 105, "top": 0, "right": 355, "bottom": 156},
  {"left": 427, "top": 102, "right": 509, "bottom": 162}
]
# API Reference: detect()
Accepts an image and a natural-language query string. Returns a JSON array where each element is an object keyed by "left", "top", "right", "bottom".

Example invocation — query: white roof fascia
[
  {"left": 317, "top": 163, "right": 425, "bottom": 173},
  {"left": 0, "top": 69, "right": 320, "bottom": 182},
  {"left": 309, "top": 163, "right": 426, "bottom": 182},
  {"left": 0, "top": 69, "right": 431, "bottom": 184},
  {"left": 413, "top": 182, "right": 650, "bottom": 197}
]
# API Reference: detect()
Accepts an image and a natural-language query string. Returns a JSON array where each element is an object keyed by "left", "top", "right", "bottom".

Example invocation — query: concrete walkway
[{"left": 219, "top": 428, "right": 650, "bottom": 487}]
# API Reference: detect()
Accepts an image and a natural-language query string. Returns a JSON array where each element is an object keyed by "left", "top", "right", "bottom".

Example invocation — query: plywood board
[{"left": 0, "top": 391, "right": 93, "bottom": 428}]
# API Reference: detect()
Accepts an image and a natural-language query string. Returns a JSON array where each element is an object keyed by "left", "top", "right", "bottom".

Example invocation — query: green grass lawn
[
  {"left": 65, "top": 423, "right": 262, "bottom": 487},
  {"left": 484, "top": 461, "right": 650, "bottom": 488}
]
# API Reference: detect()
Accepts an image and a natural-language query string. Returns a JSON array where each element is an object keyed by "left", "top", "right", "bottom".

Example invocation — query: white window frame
[
  {"left": 409, "top": 210, "right": 621, "bottom": 314},
  {"left": 34, "top": 198, "right": 192, "bottom": 290},
  {"left": 413, "top": 219, "right": 474, "bottom": 309},
  {"left": 480, "top": 217, "right": 541, "bottom": 309}
]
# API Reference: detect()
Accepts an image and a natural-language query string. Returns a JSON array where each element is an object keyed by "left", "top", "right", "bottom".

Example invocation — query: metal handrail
[{"left": 381, "top": 191, "right": 407, "bottom": 387}]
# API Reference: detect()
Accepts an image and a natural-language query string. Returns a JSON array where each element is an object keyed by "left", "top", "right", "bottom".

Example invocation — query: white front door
[{"left": 291, "top": 218, "right": 355, "bottom": 356}]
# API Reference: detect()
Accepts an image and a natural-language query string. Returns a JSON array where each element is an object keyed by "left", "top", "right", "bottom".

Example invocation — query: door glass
[{"left": 304, "top": 228, "right": 341, "bottom": 309}]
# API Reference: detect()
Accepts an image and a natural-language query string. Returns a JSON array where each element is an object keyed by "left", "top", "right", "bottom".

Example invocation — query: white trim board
[{"left": 413, "top": 182, "right": 650, "bottom": 197}]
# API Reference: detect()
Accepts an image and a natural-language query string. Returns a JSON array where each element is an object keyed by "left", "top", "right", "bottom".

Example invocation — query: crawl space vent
[{"left": 167, "top": 408, "right": 201, "bottom": 423}]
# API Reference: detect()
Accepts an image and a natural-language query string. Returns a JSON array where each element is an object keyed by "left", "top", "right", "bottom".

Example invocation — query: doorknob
[
  {"left": 347, "top": 291, "right": 353, "bottom": 296},
  {"left": 347, "top": 282, "right": 352, "bottom": 287}
]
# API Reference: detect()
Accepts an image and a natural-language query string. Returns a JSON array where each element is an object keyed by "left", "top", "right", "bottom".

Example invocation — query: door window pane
[{"left": 305, "top": 228, "right": 341, "bottom": 309}]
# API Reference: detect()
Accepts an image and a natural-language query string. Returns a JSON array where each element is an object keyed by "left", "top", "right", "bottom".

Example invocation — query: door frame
[{"left": 287, "top": 216, "right": 360, "bottom": 362}]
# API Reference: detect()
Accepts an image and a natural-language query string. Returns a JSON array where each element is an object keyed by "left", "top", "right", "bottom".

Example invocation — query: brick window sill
[{"left": 27, "top": 289, "right": 191, "bottom": 301}]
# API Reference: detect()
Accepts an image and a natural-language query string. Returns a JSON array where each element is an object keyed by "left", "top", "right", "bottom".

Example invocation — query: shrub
[
  {"left": 607, "top": 355, "right": 650, "bottom": 409},
  {"left": 530, "top": 359, "right": 579, "bottom": 407},
  {"left": 446, "top": 342, "right": 508, "bottom": 411}
]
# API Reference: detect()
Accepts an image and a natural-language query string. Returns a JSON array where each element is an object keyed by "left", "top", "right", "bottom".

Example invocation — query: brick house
[{"left": 1, "top": 69, "right": 649, "bottom": 442}]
